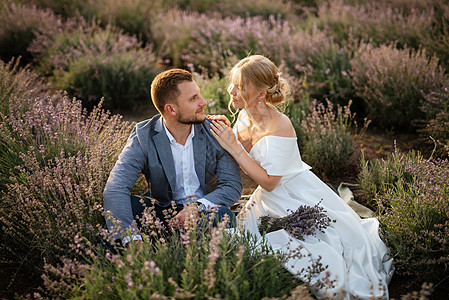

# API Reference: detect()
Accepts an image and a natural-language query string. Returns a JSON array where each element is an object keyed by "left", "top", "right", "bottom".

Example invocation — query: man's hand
[
  {"left": 171, "top": 203, "right": 200, "bottom": 230},
  {"left": 207, "top": 115, "right": 231, "bottom": 127},
  {"left": 124, "top": 239, "right": 144, "bottom": 254},
  {"left": 133, "top": 240, "right": 144, "bottom": 247}
]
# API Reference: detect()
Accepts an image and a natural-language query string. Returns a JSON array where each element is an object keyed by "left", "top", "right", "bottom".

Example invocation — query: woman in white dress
[{"left": 210, "top": 55, "right": 394, "bottom": 299}]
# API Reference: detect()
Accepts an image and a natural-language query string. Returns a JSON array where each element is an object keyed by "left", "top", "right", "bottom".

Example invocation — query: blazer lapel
[
  {"left": 153, "top": 118, "right": 176, "bottom": 192},
  {"left": 193, "top": 124, "right": 206, "bottom": 190}
]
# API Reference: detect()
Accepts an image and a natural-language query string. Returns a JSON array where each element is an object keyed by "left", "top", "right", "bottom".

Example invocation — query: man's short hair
[{"left": 151, "top": 68, "right": 193, "bottom": 114}]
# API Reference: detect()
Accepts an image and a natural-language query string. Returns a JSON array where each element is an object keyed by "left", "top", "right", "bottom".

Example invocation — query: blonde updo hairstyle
[{"left": 228, "top": 55, "right": 290, "bottom": 112}]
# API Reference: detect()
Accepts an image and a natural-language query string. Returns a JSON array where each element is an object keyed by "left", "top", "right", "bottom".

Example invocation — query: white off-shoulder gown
[{"left": 238, "top": 135, "right": 394, "bottom": 299}]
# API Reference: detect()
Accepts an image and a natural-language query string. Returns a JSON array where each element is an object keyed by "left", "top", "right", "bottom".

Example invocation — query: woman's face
[{"left": 228, "top": 70, "right": 260, "bottom": 109}]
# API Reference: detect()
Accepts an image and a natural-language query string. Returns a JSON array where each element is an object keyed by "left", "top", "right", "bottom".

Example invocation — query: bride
[{"left": 210, "top": 55, "right": 394, "bottom": 299}]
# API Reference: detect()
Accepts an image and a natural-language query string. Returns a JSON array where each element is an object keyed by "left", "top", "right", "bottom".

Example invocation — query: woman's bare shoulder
[{"left": 269, "top": 112, "right": 296, "bottom": 138}]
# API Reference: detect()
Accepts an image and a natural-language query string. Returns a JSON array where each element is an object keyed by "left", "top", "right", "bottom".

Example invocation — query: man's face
[{"left": 173, "top": 81, "right": 207, "bottom": 124}]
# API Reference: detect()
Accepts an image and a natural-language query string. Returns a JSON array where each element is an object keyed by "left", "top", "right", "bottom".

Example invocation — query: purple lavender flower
[{"left": 259, "top": 200, "right": 335, "bottom": 241}]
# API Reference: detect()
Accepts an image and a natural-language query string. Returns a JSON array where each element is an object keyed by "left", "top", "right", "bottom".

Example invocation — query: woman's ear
[
  {"left": 164, "top": 103, "right": 177, "bottom": 116},
  {"left": 259, "top": 89, "right": 267, "bottom": 100}
]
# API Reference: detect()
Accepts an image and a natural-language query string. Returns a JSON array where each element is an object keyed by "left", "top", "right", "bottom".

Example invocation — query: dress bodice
[
  {"left": 232, "top": 110, "right": 311, "bottom": 178},
  {"left": 248, "top": 136, "right": 311, "bottom": 177}
]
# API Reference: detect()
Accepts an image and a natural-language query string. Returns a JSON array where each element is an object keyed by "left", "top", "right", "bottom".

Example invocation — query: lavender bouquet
[{"left": 258, "top": 201, "right": 335, "bottom": 241}]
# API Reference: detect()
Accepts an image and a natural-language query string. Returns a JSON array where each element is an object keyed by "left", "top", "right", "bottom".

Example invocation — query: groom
[{"left": 103, "top": 68, "right": 242, "bottom": 245}]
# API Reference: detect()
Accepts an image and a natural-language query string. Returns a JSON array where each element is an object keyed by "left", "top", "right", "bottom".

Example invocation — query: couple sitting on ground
[{"left": 103, "top": 55, "right": 394, "bottom": 299}]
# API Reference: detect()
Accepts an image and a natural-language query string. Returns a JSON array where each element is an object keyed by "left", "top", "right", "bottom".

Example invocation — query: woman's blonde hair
[{"left": 228, "top": 55, "right": 290, "bottom": 113}]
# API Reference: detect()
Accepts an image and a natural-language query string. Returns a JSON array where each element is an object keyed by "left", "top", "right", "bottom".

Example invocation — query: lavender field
[{"left": 1, "top": 0, "right": 448, "bottom": 298}]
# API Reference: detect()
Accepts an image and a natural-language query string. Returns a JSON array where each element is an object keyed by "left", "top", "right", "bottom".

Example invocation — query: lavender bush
[
  {"left": 163, "top": 0, "right": 292, "bottom": 19},
  {"left": 312, "top": 0, "right": 434, "bottom": 51},
  {"left": 27, "top": 0, "right": 93, "bottom": 19},
  {"left": 0, "top": 87, "right": 134, "bottom": 270},
  {"left": 358, "top": 147, "right": 422, "bottom": 207},
  {"left": 142, "top": 8, "right": 347, "bottom": 104},
  {"left": 304, "top": 45, "right": 355, "bottom": 108},
  {"left": 0, "top": 1, "right": 61, "bottom": 64},
  {"left": 2, "top": 0, "right": 449, "bottom": 297},
  {"left": 420, "top": 88, "right": 449, "bottom": 157},
  {"left": 293, "top": 100, "right": 369, "bottom": 179},
  {"left": 419, "top": 4, "right": 449, "bottom": 69},
  {"left": 350, "top": 43, "right": 448, "bottom": 130},
  {"left": 358, "top": 148, "right": 449, "bottom": 289},
  {"left": 278, "top": 25, "right": 358, "bottom": 108},
  {"left": 207, "top": 0, "right": 292, "bottom": 19},
  {"left": 84, "top": 0, "right": 163, "bottom": 44},
  {"left": 66, "top": 49, "right": 159, "bottom": 112},
  {"left": 0, "top": 59, "right": 52, "bottom": 192},
  {"left": 379, "top": 159, "right": 448, "bottom": 287},
  {"left": 31, "top": 22, "right": 160, "bottom": 112},
  {"left": 0, "top": 59, "right": 51, "bottom": 113},
  {"left": 42, "top": 211, "right": 311, "bottom": 299},
  {"left": 379, "top": 0, "right": 446, "bottom": 15},
  {"left": 31, "top": 22, "right": 130, "bottom": 76},
  {"left": 152, "top": 9, "right": 296, "bottom": 75}
]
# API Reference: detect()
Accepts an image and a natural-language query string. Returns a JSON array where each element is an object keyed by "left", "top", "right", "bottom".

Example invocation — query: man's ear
[{"left": 164, "top": 103, "right": 177, "bottom": 116}]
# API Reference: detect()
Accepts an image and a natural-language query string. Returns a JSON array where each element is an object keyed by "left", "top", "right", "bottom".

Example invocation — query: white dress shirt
[
  {"left": 123, "top": 123, "right": 216, "bottom": 245},
  {"left": 163, "top": 122, "right": 214, "bottom": 209}
]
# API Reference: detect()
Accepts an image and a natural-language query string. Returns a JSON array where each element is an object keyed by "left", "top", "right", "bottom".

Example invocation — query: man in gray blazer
[{"left": 103, "top": 68, "right": 242, "bottom": 245}]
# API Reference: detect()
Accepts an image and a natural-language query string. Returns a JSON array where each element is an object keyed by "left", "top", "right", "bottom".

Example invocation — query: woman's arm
[{"left": 210, "top": 120, "right": 281, "bottom": 192}]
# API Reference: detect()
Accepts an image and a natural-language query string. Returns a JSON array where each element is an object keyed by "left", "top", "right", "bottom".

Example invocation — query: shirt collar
[{"left": 163, "top": 121, "right": 195, "bottom": 145}]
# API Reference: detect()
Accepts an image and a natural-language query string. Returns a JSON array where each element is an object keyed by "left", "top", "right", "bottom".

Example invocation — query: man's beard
[{"left": 177, "top": 110, "right": 206, "bottom": 125}]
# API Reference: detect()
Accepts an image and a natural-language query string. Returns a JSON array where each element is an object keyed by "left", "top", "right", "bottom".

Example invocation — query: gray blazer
[{"left": 103, "top": 114, "right": 242, "bottom": 233}]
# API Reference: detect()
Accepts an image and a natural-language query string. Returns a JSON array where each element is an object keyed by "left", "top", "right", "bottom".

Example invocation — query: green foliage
[
  {"left": 305, "top": 45, "right": 356, "bottom": 108},
  {"left": 358, "top": 147, "right": 422, "bottom": 204},
  {"left": 0, "top": 59, "right": 51, "bottom": 192},
  {"left": 165, "top": 0, "right": 217, "bottom": 13},
  {"left": 419, "top": 5, "right": 449, "bottom": 71},
  {"left": 311, "top": 1, "right": 434, "bottom": 51},
  {"left": 26, "top": 0, "right": 94, "bottom": 19},
  {"left": 420, "top": 87, "right": 449, "bottom": 157},
  {"left": 210, "top": 0, "right": 291, "bottom": 19},
  {"left": 87, "top": 0, "right": 163, "bottom": 44},
  {"left": 293, "top": 100, "right": 367, "bottom": 179},
  {"left": 0, "top": 58, "right": 50, "bottom": 114},
  {"left": 195, "top": 73, "right": 234, "bottom": 122},
  {"left": 151, "top": 9, "right": 294, "bottom": 77},
  {"left": 163, "top": 0, "right": 291, "bottom": 19},
  {"left": 0, "top": 1, "right": 60, "bottom": 64},
  {"left": 31, "top": 21, "right": 108, "bottom": 76},
  {"left": 359, "top": 149, "right": 449, "bottom": 287},
  {"left": 350, "top": 43, "right": 448, "bottom": 130},
  {"left": 47, "top": 220, "right": 306, "bottom": 299},
  {"left": 285, "top": 92, "right": 310, "bottom": 128},
  {"left": 65, "top": 51, "right": 157, "bottom": 112},
  {"left": 149, "top": 9, "right": 197, "bottom": 67},
  {"left": 281, "top": 26, "right": 353, "bottom": 105},
  {"left": 32, "top": 23, "right": 160, "bottom": 112},
  {"left": 0, "top": 90, "right": 134, "bottom": 268}
]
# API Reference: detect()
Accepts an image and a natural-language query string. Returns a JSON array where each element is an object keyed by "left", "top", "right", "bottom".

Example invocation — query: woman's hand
[
  {"left": 207, "top": 115, "right": 231, "bottom": 127},
  {"left": 210, "top": 120, "right": 238, "bottom": 153}
]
